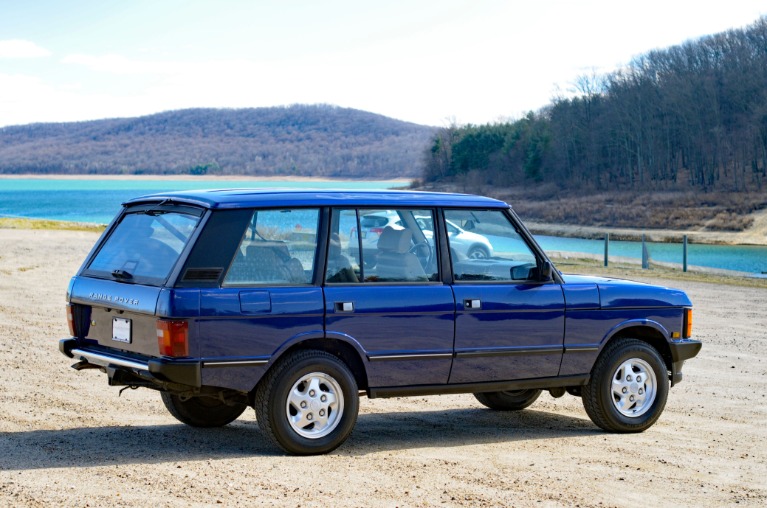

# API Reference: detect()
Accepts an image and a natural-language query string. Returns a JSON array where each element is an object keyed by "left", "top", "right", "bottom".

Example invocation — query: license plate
[
  {"left": 360, "top": 231, "right": 367, "bottom": 239},
  {"left": 112, "top": 317, "right": 132, "bottom": 343}
]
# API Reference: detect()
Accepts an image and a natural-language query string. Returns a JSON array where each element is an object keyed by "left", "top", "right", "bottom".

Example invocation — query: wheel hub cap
[
  {"left": 286, "top": 372, "right": 344, "bottom": 439},
  {"left": 611, "top": 358, "right": 657, "bottom": 417}
]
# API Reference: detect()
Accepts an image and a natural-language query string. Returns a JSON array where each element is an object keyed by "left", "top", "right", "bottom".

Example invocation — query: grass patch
[
  {"left": 0, "top": 217, "right": 105, "bottom": 232},
  {"left": 551, "top": 255, "right": 767, "bottom": 288}
]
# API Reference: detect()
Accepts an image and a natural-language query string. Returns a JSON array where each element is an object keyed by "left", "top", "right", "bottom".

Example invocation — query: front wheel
[
  {"left": 474, "top": 389, "right": 542, "bottom": 410},
  {"left": 161, "top": 392, "right": 247, "bottom": 428},
  {"left": 255, "top": 350, "right": 359, "bottom": 455},
  {"left": 582, "top": 339, "right": 669, "bottom": 432},
  {"left": 467, "top": 244, "right": 490, "bottom": 259}
]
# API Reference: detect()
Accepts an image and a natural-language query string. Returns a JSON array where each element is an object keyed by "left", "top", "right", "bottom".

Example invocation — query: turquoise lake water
[{"left": 1, "top": 178, "right": 765, "bottom": 276}]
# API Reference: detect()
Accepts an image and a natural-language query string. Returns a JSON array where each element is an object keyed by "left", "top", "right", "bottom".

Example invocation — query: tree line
[
  {"left": 423, "top": 17, "right": 767, "bottom": 193},
  {"left": 0, "top": 105, "right": 435, "bottom": 178}
]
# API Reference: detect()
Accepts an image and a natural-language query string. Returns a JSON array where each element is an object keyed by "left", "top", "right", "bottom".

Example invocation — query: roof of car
[{"left": 124, "top": 188, "right": 511, "bottom": 209}]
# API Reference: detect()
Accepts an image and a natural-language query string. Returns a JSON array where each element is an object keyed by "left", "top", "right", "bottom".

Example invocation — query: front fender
[{"left": 601, "top": 318, "right": 670, "bottom": 346}]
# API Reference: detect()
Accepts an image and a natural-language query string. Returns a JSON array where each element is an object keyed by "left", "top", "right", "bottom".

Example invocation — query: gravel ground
[{"left": 0, "top": 228, "right": 765, "bottom": 507}]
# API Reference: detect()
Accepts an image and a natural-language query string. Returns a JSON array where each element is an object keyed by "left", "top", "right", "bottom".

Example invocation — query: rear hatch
[{"left": 68, "top": 202, "right": 204, "bottom": 358}]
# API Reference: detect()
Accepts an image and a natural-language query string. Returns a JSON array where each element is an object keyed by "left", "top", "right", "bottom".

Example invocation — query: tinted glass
[
  {"left": 326, "top": 209, "right": 362, "bottom": 283},
  {"left": 88, "top": 211, "right": 200, "bottom": 283},
  {"left": 331, "top": 208, "right": 438, "bottom": 283},
  {"left": 224, "top": 208, "right": 320, "bottom": 285},
  {"left": 444, "top": 209, "right": 538, "bottom": 281}
]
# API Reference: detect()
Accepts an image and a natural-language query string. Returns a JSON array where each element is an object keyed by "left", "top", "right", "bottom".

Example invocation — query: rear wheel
[
  {"left": 255, "top": 350, "right": 359, "bottom": 455},
  {"left": 582, "top": 338, "right": 669, "bottom": 432},
  {"left": 161, "top": 392, "right": 247, "bottom": 428},
  {"left": 474, "top": 389, "right": 542, "bottom": 410}
]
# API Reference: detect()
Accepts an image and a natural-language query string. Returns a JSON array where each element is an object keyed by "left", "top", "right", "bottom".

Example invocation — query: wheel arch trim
[
  {"left": 266, "top": 331, "right": 370, "bottom": 391},
  {"left": 600, "top": 320, "right": 674, "bottom": 372}
]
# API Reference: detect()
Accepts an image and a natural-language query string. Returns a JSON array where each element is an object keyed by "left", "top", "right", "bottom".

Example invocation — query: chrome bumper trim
[{"left": 71, "top": 348, "right": 149, "bottom": 372}]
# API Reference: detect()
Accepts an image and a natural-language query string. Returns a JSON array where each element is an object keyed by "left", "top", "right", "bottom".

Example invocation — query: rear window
[
  {"left": 223, "top": 208, "right": 320, "bottom": 286},
  {"left": 86, "top": 209, "right": 201, "bottom": 284}
]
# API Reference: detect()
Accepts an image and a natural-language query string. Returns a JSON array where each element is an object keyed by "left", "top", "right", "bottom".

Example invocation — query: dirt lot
[{"left": 0, "top": 228, "right": 765, "bottom": 507}]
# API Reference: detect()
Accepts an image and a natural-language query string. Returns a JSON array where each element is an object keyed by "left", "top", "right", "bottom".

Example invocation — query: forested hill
[
  {"left": 0, "top": 105, "right": 435, "bottom": 177},
  {"left": 423, "top": 17, "right": 767, "bottom": 194}
]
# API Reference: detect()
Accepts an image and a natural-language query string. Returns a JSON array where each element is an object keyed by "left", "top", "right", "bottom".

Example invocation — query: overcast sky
[{"left": 1, "top": 0, "right": 765, "bottom": 128}]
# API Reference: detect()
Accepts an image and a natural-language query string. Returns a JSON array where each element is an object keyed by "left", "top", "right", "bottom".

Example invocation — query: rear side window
[
  {"left": 328, "top": 208, "right": 438, "bottom": 283},
  {"left": 224, "top": 208, "right": 320, "bottom": 286},
  {"left": 87, "top": 209, "right": 201, "bottom": 284}
]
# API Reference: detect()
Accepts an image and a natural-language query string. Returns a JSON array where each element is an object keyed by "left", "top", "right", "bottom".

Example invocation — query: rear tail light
[
  {"left": 683, "top": 308, "right": 693, "bottom": 338},
  {"left": 66, "top": 304, "right": 76, "bottom": 336},
  {"left": 156, "top": 320, "right": 189, "bottom": 357},
  {"left": 370, "top": 227, "right": 384, "bottom": 235}
]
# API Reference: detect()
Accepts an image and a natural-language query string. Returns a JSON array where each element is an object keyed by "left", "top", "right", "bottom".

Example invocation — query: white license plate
[{"left": 112, "top": 317, "right": 132, "bottom": 343}]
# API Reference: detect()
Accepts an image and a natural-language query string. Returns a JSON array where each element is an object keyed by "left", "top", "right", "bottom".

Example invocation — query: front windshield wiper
[{"left": 112, "top": 269, "right": 133, "bottom": 280}]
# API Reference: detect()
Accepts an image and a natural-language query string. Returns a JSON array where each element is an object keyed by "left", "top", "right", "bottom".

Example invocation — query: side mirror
[
  {"left": 538, "top": 261, "right": 553, "bottom": 282},
  {"left": 463, "top": 220, "right": 475, "bottom": 230},
  {"left": 510, "top": 263, "right": 535, "bottom": 280}
]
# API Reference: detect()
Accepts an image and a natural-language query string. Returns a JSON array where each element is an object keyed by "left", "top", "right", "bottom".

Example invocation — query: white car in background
[
  {"left": 416, "top": 215, "right": 494, "bottom": 259},
  {"left": 351, "top": 211, "right": 493, "bottom": 260}
]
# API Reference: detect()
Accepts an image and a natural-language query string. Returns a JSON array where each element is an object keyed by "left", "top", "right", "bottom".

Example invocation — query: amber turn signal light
[{"left": 683, "top": 308, "right": 693, "bottom": 338}]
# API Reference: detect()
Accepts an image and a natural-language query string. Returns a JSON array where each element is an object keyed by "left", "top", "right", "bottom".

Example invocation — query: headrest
[{"left": 377, "top": 226, "right": 412, "bottom": 253}]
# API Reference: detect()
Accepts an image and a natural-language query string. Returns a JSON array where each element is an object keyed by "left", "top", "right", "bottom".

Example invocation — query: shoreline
[
  {"left": 3, "top": 215, "right": 766, "bottom": 248},
  {"left": 2, "top": 174, "right": 765, "bottom": 246},
  {"left": 1, "top": 219, "right": 764, "bottom": 280},
  {"left": 526, "top": 211, "right": 767, "bottom": 246},
  {"left": 0, "top": 173, "right": 413, "bottom": 184}
]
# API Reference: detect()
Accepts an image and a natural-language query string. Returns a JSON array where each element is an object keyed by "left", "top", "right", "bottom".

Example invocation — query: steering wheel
[{"left": 409, "top": 241, "right": 433, "bottom": 269}]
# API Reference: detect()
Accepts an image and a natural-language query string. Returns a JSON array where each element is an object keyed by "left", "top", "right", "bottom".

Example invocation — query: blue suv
[{"left": 59, "top": 189, "right": 701, "bottom": 454}]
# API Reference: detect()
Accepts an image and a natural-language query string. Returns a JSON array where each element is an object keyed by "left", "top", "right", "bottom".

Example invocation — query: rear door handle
[
  {"left": 464, "top": 299, "right": 481, "bottom": 310},
  {"left": 335, "top": 301, "right": 354, "bottom": 312}
]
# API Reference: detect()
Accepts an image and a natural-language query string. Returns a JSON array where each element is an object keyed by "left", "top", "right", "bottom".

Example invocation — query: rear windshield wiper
[
  {"left": 112, "top": 269, "right": 133, "bottom": 280},
  {"left": 142, "top": 198, "right": 171, "bottom": 216}
]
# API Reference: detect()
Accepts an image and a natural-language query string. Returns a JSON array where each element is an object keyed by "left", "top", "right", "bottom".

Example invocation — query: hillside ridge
[{"left": 0, "top": 104, "right": 435, "bottom": 178}]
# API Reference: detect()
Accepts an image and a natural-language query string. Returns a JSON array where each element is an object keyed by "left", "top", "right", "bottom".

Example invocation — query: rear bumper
[
  {"left": 59, "top": 338, "right": 201, "bottom": 387},
  {"left": 668, "top": 338, "right": 702, "bottom": 386}
]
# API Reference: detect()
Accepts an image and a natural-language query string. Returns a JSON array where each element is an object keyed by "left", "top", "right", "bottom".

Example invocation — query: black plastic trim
[
  {"left": 455, "top": 346, "right": 563, "bottom": 358},
  {"left": 367, "top": 374, "right": 589, "bottom": 399},
  {"left": 367, "top": 352, "right": 453, "bottom": 362},
  {"left": 668, "top": 339, "right": 702, "bottom": 387},
  {"left": 61, "top": 340, "right": 202, "bottom": 388},
  {"left": 669, "top": 339, "right": 702, "bottom": 362}
]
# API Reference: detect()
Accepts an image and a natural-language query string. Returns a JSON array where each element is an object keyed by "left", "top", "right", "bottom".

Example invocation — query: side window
[
  {"left": 444, "top": 209, "right": 538, "bottom": 282},
  {"left": 326, "top": 209, "right": 362, "bottom": 283},
  {"left": 224, "top": 208, "right": 319, "bottom": 286},
  {"left": 327, "top": 208, "right": 438, "bottom": 283}
]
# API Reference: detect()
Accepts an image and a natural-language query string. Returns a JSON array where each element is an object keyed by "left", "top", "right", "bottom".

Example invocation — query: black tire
[
  {"left": 161, "top": 392, "right": 247, "bottom": 428},
  {"left": 255, "top": 350, "right": 359, "bottom": 455},
  {"left": 473, "top": 389, "right": 542, "bottom": 410},
  {"left": 467, "top": 244, "right": 490, "bottom": 259},
  {"left": 582, "top": 338, "right": 669, "bottom": 432}
]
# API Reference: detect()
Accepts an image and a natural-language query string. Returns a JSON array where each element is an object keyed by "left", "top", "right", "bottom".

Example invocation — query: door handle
[
  {"left": 335, "top": 301, "right": 354, "bottom": 312},
  {"left": 464, "top": 299, "right": 481, "bottom": 310}
]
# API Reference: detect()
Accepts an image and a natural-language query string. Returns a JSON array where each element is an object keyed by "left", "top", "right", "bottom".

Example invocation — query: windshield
[{"left": 87, "top": 210, "right": 200, "bottom": 284}]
